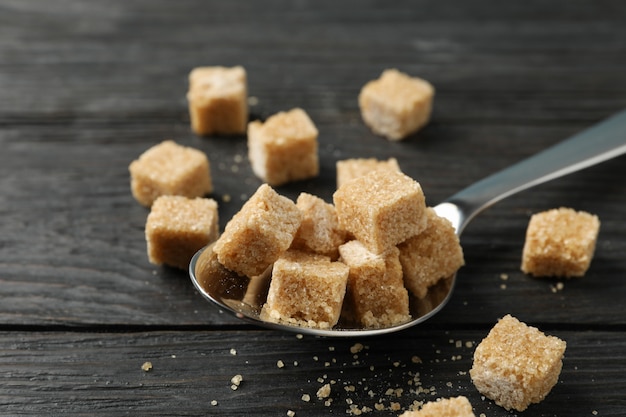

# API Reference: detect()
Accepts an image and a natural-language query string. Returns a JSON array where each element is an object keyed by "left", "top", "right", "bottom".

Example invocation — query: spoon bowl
[{"left": 190, "top": 109, "right": 626, "bottom": 337}]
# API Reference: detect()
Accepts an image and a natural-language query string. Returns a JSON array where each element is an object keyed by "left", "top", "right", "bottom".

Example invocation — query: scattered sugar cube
[
  {"left": 399, "top": 396, "right": 475, "bottom": 417},
  {"left": 336, "top": 157, "right": 401, "bottom": 188},
  {"left": 213, "top": 184, "right": 302, "bottom": 277},
  {"left": 290, "top": 193, "right": 348, "bottom": 259},
  {"left": 187, "top": 66, "right": 248, "bottom": 136},
  {"left": 261, "top": 250, "right": 349, "bottom": 329},
  {"left": 470, "top": 314, "right": 566, "bottom": 411},
  {"left": 129, "top": 140, "right": 213, "bottom": 207},
  {"left": 145, "top": 196, "right": 219, "bottom": 270},
  {"left": 333, "top": 170, "right": 427, "bottom": 254},
  {"left": 248, "top": 108, "right": 319, "bottom": 186},
  {"left": 521, "top": 207, "right": 600, "bottom": 277},
  {"left": 359, "top": 69, "right": 434, "bottom": 141},
  {"left": 339, "top": 241, "right": 411, "bottom": 328},
  {"left": 399, "top": 208, "right": 465, "bottom": 298}
]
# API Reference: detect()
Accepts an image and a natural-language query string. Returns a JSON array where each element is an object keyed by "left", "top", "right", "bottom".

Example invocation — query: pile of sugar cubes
[
  {"left": 212, "top": 166, "right": 464, "bottom": 330},
  {"left": 126, "top": 64, "right": 604, "bottom": 414}
]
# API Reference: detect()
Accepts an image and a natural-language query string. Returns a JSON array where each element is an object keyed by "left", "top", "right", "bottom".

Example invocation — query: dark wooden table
[{"left": 1, "top": 1, "right": 625, "bottom": 415}]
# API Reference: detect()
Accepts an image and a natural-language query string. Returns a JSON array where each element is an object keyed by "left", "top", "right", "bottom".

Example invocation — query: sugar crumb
[
  {"left": 350, "top": 343, "right": 364, "bottom": 354},
  {"left": 317, "top": 383, "right": 331, "bottom": 399},
  {"left": 141, "top": 361, "right": 152, "bottom": 372},
  {"left": 210, "top": 400, "right": 218, "bottom": 406},
  {"left": 551, "top": 281, "right": 566, "bottom": 293},
  {"left": 230, "top": 374, "right": 243, "bottom": 390},
  {"left": 230, "top": 348, "right": 237, "bottom": 355}
]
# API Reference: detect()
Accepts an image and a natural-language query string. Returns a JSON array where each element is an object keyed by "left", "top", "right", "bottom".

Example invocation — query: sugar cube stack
[
  {"left": 213, "top": 184, "right": 302, "bottom": 277},
  {"left": 145, "top": 195, "right": 219, "bottom": 270},
  {"left": 336, "top": 157, "right": 401, "bottom": 188},
  {"left": 290, "top": 193, "right": 348, "bottom": 259},
  {"left": 339, "top": 241, "right": 410, "bottom": 328},
  {"left": 399, "top": 208, "right": 465, "bottom": 298},
  {"left": 262, "top": 250, "right": 349, "bottom": 329},
  {"left": 333, "top": 169, "right": 428, "bottom": 254}
]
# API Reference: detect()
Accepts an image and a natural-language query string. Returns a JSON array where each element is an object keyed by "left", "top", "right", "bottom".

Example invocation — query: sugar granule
[
  {"left": 317, "top": 383, "right": 331, "bottom": 399},
  {"left": 350, "top": 343, "right": 364, "bottom": 354},
  {"left": 230, "top": 374, "right": 243, "bottom": 390}
]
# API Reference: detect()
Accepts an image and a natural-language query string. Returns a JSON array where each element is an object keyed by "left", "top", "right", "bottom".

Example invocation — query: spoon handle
[{"left": 446, "top": 109, "right": 626, "bottom": 232}]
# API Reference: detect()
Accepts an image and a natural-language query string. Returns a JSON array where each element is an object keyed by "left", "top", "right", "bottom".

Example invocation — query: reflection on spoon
[{"left": 190, "top": 109, "right": 626, "bottom": 337}]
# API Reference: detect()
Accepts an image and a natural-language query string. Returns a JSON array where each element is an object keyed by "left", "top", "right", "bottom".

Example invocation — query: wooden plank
[
  {"left": 1, "top": 0, "right": 625, "bottom": 121},
  {"left": 0, "top": 329, "right": 623, "bottom": 416},
  {"left": 1, "top": 122, "right": 625, "bottom": 326}
]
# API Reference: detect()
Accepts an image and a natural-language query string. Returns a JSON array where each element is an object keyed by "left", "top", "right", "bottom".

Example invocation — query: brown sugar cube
[
  {"left": 129, "top": 140, "right": 213, "bottom": 207},
  {"left": 399, "top": 207, "right": 465, "bottom": 298},
  {"left": 261, "top": 250, "right": 349, "bottom": 329},
  {"left": 358, "top": 69, "right": 434, "bottom": 141},
  {"left": 521, "top": 207, "right": 600, "bottom": 278},
  {"left": 145, "top": 195, "right": 219, "bottom": 270},
  {"left": 213, "top": 184, "right": 302, "bottom": 277},
  {"left": 247, "top": 108, "right": 319, "bottom": 186},
  {"left": 336, "top": 157, "right": 401, "bottom": 188},
  {"left": 399, "top": 396, "right": 475, "bottom": 417},
  {"left": 333, "top": 169, "right": 427, "bottom": 254},
  {"left": 338, "top": 241, "right": 410, "bottom": 328},
  {"left": 470, "top": 314, "right": 567, "bottom": 412},
  {"left": 186, "top": 66, "right": 248, "bottom": 136},
  {"left": 290, "top": 193, "right": 348, "bottom": 259}
]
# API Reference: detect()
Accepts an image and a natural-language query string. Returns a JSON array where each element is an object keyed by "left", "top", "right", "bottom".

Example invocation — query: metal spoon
[{"left": 189, "top": 109, "right": 626, "bottom": 337}]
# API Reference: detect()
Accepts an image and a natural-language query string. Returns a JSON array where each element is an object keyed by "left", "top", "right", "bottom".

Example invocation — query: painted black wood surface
[{"left": 1, "top": 1, "right": 625, "bottom": 415}]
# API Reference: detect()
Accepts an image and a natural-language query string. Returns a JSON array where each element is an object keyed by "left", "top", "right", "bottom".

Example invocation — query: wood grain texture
[
  {"left": 0, "top": 1, "right": 625, "bottom": 416},
  {"left": 1, "top": 329, "right": 624, "bottom": 416}
]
